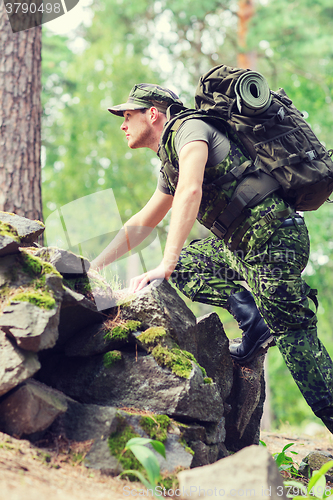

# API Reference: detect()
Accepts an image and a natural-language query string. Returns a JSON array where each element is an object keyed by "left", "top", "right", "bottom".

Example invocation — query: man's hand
[{"left": 129, "top": 262, "right": 167, "bottom": 293}]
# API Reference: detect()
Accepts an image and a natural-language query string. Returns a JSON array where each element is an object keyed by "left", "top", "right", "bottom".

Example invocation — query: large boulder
[
  {"left": 194, "top": 312, "right": 233, "bottom": 401},
  {"left": 178, "top": 444, "right": 287, "bottom": 500},
  {"left": 225, "top": 345, "right": 266, "bottom": 452},
  {"left": 0, "top": 330, "right": 40, "bottom": 397},
  {"left": 121, "top": 280, "right": 197, "bottom": 342},
  {"left": 36, "top": 350, "right": 224, "bottom": 423},
  {"left": 0, "top": 211, "right": 44, "bottom": 245},
  {"left": 0, "top": 379, "right": 67, "bottom": 438},
  {"left": 0, "top": 300, "right": 61, "bottom": 352}
]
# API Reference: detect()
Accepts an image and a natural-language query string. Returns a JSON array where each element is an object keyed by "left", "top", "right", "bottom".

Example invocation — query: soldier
[{"left": 91, "top": 83, "right": 333, "bottom": 433}]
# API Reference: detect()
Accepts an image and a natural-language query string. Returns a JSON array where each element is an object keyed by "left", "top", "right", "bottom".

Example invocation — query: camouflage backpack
[{"left": 195, "top": 64, "right": 333, "bottom": 211}]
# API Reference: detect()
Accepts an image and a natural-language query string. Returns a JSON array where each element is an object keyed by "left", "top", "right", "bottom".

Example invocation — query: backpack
[{"left": 195, "top": 64, "right": 333, "bottom": 211}]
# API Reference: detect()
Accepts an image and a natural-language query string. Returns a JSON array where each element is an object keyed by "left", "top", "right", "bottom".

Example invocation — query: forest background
[{"left": 41, "top": 0, "right": 333, "bottom": 431}]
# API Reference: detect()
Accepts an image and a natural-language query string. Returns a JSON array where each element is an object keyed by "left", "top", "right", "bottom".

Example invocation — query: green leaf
[
  {"left": 126, "top": 444, "right": 161, "bottom": 486},
  {"left": 125, "top": 437, "right": 154, "bottom": 448},
  {"left": 120, "top": 469, "right": 152, "bottom": 489},
  {"left": 150, "top": 440, "right": 166, "bottom": 459},
  {"left": 308, "top": 461, "right": 333, "bottom": 493},
  {"left": 259, "top": 440, "right": 267, "bottom": 447},
  {"left": 125, "top": 436, "right": 166, "bottom": 459},
  {"left": 309, "top": 472, "right": 327, "bottom": 499},
  {"left": 120, "top": 469, "right": 161, "bottom": 499},
  {"left": 282, "top": 443, "right": 295, "bottom": 453},
  {"left": 275, "top": 453, "right": 288, "bottom": 467}
]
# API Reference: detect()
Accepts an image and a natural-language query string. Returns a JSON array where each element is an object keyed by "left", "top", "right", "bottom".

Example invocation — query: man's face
[{"left": 120, "top": 109, "right": 153, "bottom": 149}]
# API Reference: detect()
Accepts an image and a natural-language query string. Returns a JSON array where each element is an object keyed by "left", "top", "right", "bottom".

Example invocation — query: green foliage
[
  {"left": 7, "top": 252, "right": 61, "bottom": 309},
  {"left": 266, "top": 347, "right": 318, "bottom": 429},
  {"left": 272, "top": 443, "right": 300, "bottom": 478},
  {"left": 284, "top": 460, "right": 333, "bottom": 499},
  {"left": 120, "top": 437, "right": 166, "bottom": 498},
  {"left": 103, "top": 350, "right": 122, "bottom": 368},
  {"left": 108, "top": 417, "right": 143, "bottom": 479},
  {"left": 203, "top": 377, "right": 213, "bottom": 384},
  {"left": 104, "top": 320, "right": 141, "bottom": 341},
  {"left": 21, "top": 252, "right": 47, "bottom": 277},
  {"left": 151, "top": 345, "right": 194, "bottom": 379},
  {"left": 139, "top": 415, "right": 170, "bottom": 443},
  {"left": 137, "top": 327, "right": 167, "bottom": 348},
  {"left": 0, "top": 222, "right": 20, "bottom": 242},
  {"left": 11, "top": 289, "right": 56, "bottom": 309}
]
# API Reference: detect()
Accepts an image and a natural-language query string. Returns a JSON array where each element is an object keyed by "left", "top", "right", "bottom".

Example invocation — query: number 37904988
[{"left": 5, "top": 2, "right": 61, "bottom": 14}]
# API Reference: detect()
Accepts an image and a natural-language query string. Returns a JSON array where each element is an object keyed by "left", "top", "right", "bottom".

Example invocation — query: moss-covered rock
[
  {"left": 0, "top": 212, "right": 44, "bottom": 245},
  {"left": 107, "top": 415, "right": 143, "bottom": 480},
  {"left": 6, "top": 251, "right": 62, "bottom": 310},
  {"left": 150, "top": 345, "right": 209, "bottom": 380},
  {"left": 104, "top": 320, "right": 141, "bottom": 342},
  {"left": 103, "top": 350, "right": 122, "bottom": 368},
  {"left": 151, "top": 345, "right": 194, "bottom": 379},
  {"left": 0, "top": 221, "right": 20, "bottom": 243},
  {"left": 0, "top": 250, "right": 62, "bottom": 311},
  {"left": 137, "top": 326, "right": 167, "bottom": 348},
  {"left": 10, "top": 289, "right": 56, "bottom": 310},
  {"left": 139, "top": 414, "right": 170, "bottom": 443}
]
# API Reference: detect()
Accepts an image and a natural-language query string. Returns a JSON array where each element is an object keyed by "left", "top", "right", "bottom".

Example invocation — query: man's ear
[{"left": 149, "top": 107, "right": 160, "bottom": 123}]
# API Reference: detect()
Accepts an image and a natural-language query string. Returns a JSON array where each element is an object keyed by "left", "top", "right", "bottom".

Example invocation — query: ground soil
[{"left": 1, "top": 428, "right": 333, "bottom": 500}]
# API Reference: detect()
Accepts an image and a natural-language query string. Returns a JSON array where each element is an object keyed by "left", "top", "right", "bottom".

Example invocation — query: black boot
[{"left": 226, "top": 290, "right": 274, "bottom": 363}]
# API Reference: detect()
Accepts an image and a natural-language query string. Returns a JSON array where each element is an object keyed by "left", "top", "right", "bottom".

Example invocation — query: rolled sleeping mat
[{"left": 235, "top": 71, "right": 272, "bottom": 116}]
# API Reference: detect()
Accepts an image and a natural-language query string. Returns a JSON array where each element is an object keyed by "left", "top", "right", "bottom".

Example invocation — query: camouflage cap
[{"left": 108, "top": 83, "right": 183, "bottom": 116}]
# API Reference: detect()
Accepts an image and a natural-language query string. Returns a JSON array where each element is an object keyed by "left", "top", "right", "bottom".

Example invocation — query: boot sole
[{"left": 230, "top": 333, "right": 275, "bottom": 364}]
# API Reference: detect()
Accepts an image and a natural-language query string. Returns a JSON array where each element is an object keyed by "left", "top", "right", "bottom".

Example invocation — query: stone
[
  {"left": 35, "top": 247, "right": 90, "bottom": 274},
  {"left": 194, "top": 313, "right": 233, "bottom": 401},
  {"left": 0, "top": 254, "right": 17, "bottom": 286},
  {"left": 36, "top": 351, "right": 224, "bottom": 423},
  {"left": 64, "top": 322, "right": 139, "bottom": 357},
  {"left": 116, "top": 410, "right": 194, "bottom": 473},
  {"left": 121, "top": 280, "right": 197, "bottom": 342},
  {"left": 178, "top": 444, "right": 287, "bottom": 500},
  {"left": 85, "top": 438, "right": 122, "bottom": 476},
  {"left": 50, "top": 403, "right": 193, "bottom": 475},
  {"left": 50, "top": 398, "right": 119, "bottom": 442},
  {"left": 0, "top": 300, "right": 61, "bottom": 352},
  {"left": 224, "top": 345, "right": 266, "bottom": 452},
  {"left": 299, "top": 451, "right": 333, "bottom": 482},
  {"left": 0, "top": 331, "right": 40, "bottom": 397},
  {"left": 0, "top": 234, "right": 20, "bottom": 257},
  {"left": 0, "top": 211, "right": 44, "bottom": 245},
  {"left": 189, "top": 441, "right": 219, "bottom": 468},
  {"left": 56, "top": 286, "right": 109, "bottom": 346},
  {"left": 0, "top": 379, "right": 68, "bottom": 438}
]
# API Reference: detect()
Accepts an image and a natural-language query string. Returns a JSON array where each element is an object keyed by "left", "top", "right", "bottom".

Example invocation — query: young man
[{"left": 91, "top": 83, "right": 333, "bottom": 433}]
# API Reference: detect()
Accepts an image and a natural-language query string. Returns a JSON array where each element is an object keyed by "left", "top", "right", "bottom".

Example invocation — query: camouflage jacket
[{"left": 157, "top": 111, "right": 292, "bottom": 254}]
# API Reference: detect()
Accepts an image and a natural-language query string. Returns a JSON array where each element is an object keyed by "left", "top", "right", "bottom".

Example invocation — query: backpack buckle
[
  {"left": 305, "top": 150, "right": 317, "bottom": 161},
  {"left": 277, "top": 107, "right": 285, "bottom": 121},
  {"left": 211, "top": 220, "right": 227, "bottom": 239}
]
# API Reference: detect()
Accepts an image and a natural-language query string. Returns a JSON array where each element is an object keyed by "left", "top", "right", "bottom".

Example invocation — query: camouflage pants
[{"left": 171, "top": 223, "right": 333, "bottom": 412}]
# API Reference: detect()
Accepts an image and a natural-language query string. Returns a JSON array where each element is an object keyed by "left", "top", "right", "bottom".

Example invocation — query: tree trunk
[
  {"left": 0, "top": 3, "right": 43, "bottom": 222},
  {"left": 237, "top": 0, "right": 256, "bottom": 70}
]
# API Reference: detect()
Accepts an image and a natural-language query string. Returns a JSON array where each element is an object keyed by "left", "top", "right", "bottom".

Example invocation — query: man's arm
[
  {"left": 91, "top": 188, "right": 173, "bottom": 271},
  {"left": 129, "top": 140, "right": 208, "bottom": 292}
]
